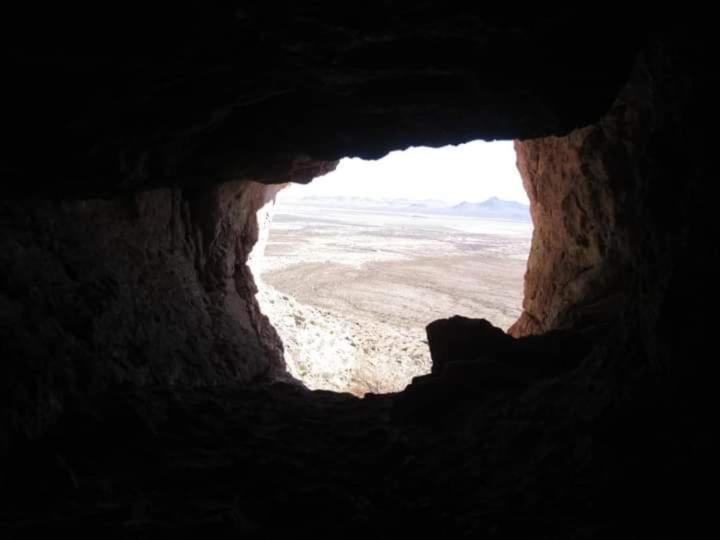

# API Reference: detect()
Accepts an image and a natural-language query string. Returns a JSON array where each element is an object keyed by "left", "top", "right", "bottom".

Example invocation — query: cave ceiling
[{"left": 3, "top": 5, "right": 643, "bottom": 197}]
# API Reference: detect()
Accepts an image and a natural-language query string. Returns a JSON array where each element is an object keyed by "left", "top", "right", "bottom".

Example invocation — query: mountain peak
[{"left": 449, "top": 197, "right": 530, "bottom": 221}]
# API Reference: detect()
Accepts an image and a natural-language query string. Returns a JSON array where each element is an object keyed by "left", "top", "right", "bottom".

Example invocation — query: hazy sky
[{"left": 282, "top": 140, "right": 528, "bottom": 205}]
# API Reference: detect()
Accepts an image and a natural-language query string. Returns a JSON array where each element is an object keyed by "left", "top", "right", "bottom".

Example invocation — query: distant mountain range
[
  {"left": 448, "top": 197, "right": 531, "bottom": 220},
  {"left": 283, "top": 195, "right": 531, "bottom": 222}
]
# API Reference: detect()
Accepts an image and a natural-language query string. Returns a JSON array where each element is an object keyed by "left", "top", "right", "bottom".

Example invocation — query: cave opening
[
  {"left": 249, "top": 140, "right": 533, "bottom": 396},
  {"left": 2, "top": 7, "right": 714, "bottom": 535}
]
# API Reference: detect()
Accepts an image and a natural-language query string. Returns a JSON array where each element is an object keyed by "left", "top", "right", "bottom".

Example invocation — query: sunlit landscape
[{"left": 252, "top": 142, "right": 532, "bottom": 395}]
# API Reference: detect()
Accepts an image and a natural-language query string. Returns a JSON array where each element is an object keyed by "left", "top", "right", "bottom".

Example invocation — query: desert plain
[{"left": 252, "top": 196, "right": 532, "bottom": 396}]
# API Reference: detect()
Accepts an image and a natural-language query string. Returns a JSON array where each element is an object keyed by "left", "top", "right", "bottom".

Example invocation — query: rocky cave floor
[{"left": 2, "top": 365, "right": 704, "bottom": 539}]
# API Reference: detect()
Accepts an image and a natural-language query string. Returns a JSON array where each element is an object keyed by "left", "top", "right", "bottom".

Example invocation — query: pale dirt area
[{"left": 252, "top": 201, "right": 532, "bottom": 396}]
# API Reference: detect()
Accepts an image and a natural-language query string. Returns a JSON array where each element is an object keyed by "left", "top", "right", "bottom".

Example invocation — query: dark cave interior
[{"left": 0, "top": 5, "right": 716, "bottom": 537}]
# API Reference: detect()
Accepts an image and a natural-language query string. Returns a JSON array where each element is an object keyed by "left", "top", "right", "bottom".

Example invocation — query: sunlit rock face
[
  {"left": 510, "top": 34, "right": 715, "bottom": 381},
  {"left": 510, "top": 68, "right": 652, "bottom": 337}
]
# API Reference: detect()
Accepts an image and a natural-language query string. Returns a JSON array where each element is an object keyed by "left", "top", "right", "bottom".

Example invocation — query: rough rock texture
[
  {"left": 508, "top": 30, "right": 717, "bottom": 397},
  {"left": 254, "top": 282, "right": 432, "bottom": 396},
  {"left": 0, "top": 181, "right": 291, "bottom": 445},
  {"left": 509, "top": 65, "right": 652, "bottom": 336}
]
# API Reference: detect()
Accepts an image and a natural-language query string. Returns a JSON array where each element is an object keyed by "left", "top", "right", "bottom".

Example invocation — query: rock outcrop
[
  {"left": 0, "top": 181, "right": 293, "bottom": 445},
  {"left": 508, "top": 30, "right": 716, "bottom": 404},
  {"left": 509, "top": 58, "right": 656, "bottom": 336},
  {"left": 396, "top": 316, "right": 592, "bottom": 416}
]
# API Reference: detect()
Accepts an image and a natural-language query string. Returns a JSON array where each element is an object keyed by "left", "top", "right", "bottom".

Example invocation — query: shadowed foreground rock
[
  {"left": 0, "top": 381, "right": 701, "bottom": 538},
  {"left": 427, "top": 316, "right": 593, "bottom": 380},
  {"left": 396, "top": 316, "right": 594, "bottom": 417}
]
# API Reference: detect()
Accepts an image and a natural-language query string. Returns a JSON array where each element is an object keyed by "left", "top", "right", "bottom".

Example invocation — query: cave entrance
[{"left": 251, "top": 140, "right": 532, "bottom": 396}]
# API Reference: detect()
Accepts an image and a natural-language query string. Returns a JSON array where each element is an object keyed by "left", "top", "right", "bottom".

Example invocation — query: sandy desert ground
[{"left": 252, "top": 198, "right": 532, "bottom": 396}]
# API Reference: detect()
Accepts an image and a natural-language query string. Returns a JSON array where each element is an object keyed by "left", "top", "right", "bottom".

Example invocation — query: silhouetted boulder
[{"left": 426, "top": 316, "right": 514, "bottom": 375}]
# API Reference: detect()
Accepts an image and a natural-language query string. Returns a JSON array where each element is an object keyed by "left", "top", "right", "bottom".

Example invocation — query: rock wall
[
  {"left": 507, "top": 29, "right": 716, "bottom": 411},
  {"left": 509, "top": 73, "right": 648, "bottom": 335},
  {"left": 0, "top": 181, "right": 287, "bottom": 445}
]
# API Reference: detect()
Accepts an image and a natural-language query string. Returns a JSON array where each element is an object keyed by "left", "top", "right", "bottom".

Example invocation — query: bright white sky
[{"left": 282, "top": 140, "right": 528, "bottom": 205}]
